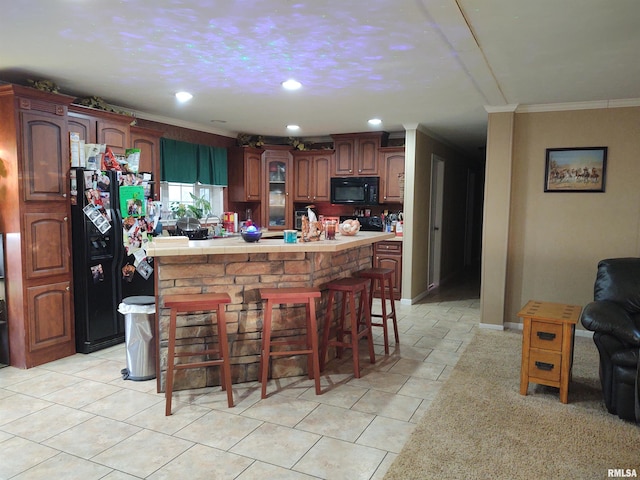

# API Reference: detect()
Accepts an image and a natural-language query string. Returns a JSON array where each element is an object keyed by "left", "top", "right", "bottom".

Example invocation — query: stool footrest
[
  {"left": 174, "top": 348, "right": 220, "bottom": 358},
  {"left": 270, "top": 339, "right": 309, "bottom": 346},
  {"left": 268, "top": 349, "right": 314, "bottom": 357},
  {"left": 174, "top": 359, "right": 225, "bottom": 370}
]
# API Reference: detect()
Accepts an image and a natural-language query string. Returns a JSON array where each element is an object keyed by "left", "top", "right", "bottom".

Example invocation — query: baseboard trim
[{"left": 479, "top": 323, "right": 504, "bottom": 331}]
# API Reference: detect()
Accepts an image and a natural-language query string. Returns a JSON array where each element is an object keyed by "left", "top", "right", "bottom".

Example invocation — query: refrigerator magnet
[{"left": 120, "top": 185, "right": 146, "bottom": 217}]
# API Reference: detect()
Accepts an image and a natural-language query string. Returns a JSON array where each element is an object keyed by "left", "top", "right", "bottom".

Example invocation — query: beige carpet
[{"left": 384, "top": 329, "right": 640, "bottom": 480}]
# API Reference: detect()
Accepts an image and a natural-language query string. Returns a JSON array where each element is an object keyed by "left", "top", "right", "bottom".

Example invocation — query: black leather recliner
[{"left": 580, "top": 258, "right": 640, "bottom": 422}]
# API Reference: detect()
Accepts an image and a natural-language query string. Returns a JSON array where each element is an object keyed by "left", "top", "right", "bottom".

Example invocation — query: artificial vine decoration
[
  {"left": 27, "top": 79, "right": 60, "bottom": 93},
  {"left": 73, "top": 95, "right": 133, "bottom": 116},
  {"left": 236, "top": 133, "right": 265, "bottom": 148}
]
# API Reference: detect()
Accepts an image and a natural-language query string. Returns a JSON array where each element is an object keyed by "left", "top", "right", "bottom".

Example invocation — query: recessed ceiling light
[
  {"left": 287, "top": 124, "right": 300, "bottom": 131},
  {"left": 282, "top": 79, "right": 302, "bottom": 90},
  {"left": 175, "top": 91, "right": 193, "bottom": 102},
  {"left": 368, "top": 118, "right": 382, "bottom": 126}
]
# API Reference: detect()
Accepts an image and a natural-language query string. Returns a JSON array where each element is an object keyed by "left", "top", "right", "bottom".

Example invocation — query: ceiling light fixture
[
  {"left": 368, "top": 118, "right": 382, "bottom": 126},
  {"left": 287, "top": 124, "right": 300, "bottom": 131},
  {"left": 281, "top": 79, "right": 302, "bottom": 90},
  {"left": 175, "top": 91, "right": 193, "bottom": 102}
]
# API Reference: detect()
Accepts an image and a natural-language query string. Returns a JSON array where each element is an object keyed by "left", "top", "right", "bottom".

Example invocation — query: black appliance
[
  {"left": 71, "top": 168, "right": 156, "bottom": 353},
  {"left": 330, "top": 176, "right": 379, "bottom": 205},
  {"left": 339, "top": 215, "right": 385, "bottom": 231},
  {"left": 294, "top": 210, "right": 306, "bottom": 230}
]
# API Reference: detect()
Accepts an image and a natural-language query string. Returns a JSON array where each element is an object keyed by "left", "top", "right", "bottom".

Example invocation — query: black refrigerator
[{"left": 70, "top": 168, "right": 157, "bottom": 353}]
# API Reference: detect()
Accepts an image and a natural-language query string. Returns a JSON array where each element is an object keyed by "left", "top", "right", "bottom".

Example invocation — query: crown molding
[
  {"left": 515, "top": 98, "right": 640, "bottom": 113},
  {"left": 484, "top": 98, "right": 640, "bottom": 115},
  {"left": 484, "top": 104, "right": 518, "bottom": 113}
]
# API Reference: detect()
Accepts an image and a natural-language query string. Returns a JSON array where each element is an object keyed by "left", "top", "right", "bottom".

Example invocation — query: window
[{"left": 160, "top": 182, "right": 224, "bottom": 220}]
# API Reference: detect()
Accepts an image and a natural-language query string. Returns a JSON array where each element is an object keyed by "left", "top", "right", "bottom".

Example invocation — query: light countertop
[{"left": 147, "top": 231, "right": 395, "bottom": 257}]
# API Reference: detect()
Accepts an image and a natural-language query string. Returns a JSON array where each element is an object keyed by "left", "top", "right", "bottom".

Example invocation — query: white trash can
[{"left": 118, "top": 296, "right": 156, "bottom": 381}]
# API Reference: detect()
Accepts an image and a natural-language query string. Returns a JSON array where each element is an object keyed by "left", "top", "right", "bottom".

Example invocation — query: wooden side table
[{"left": 518, "top": 300, "right": 582, "bottom": 403}]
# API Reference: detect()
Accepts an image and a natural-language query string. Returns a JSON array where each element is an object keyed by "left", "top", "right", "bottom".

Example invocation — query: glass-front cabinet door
[{"left": 263, "top": 149, "right": 292, "bottom": 230}]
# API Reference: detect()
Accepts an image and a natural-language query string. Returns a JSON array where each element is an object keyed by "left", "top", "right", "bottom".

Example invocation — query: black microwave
[{"left": 330, "top": 176, "right": 379, "bottom": 205}]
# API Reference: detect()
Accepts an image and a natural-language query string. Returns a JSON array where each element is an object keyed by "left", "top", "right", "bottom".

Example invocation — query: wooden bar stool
[
  {"left": 259, "top": 287, "right": 322, "bottom": 399},
  {"left": 320, "top": 277, "right": 376, "bottom": 378},
  {"left": 163, "top": 293, "right": 233, "bottom": 416},
  {"left": 357, "top": 267, "right": 399, "bottom": 354}
]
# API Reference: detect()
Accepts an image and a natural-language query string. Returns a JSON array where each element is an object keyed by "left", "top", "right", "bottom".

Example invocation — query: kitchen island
[{"left": 147, "top": 231, "right": 394, "bottom": 393}]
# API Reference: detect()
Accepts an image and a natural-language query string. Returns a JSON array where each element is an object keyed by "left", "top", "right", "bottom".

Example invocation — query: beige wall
[
  {"left": 485, "top": 106, "right": 640, "bottom": 328},
  {"left": 480, "top": 111, "right": 515, "bottom": 327}
]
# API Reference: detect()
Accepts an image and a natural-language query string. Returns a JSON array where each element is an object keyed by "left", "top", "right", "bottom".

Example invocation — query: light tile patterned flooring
[{"left": 0, "top": 276, "right": 480, "bottom": 480}]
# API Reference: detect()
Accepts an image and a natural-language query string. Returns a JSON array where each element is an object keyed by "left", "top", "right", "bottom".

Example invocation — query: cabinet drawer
[
  {"left": 528, "top": 350, "right": 561, "bottom": 382},
  {"left": 375, "top": 242, "right": 402, "bottom": 253},
  {"left": 530, "top": 320, "right": 563, "bottom": 351}
]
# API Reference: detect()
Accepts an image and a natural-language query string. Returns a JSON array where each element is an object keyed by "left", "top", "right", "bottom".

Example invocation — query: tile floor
[{"left": 0, "top": 274, "right": 480, "bottom": 480}]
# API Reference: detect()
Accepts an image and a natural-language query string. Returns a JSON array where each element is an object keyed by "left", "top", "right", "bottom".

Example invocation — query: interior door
[{"left": 428, "top": 154, "right": 445, "bottom": 290}]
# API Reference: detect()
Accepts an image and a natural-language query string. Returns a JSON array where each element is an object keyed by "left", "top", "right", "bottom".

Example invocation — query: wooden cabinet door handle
[
  {"left": 534, "top": 361, "right": 555, "bottom": 371},
  {"left": 536, "top": 331, "right": 556, "bottom": 341}
]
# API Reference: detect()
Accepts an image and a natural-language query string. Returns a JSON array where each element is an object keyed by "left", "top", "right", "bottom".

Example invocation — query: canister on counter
[
  {"left": 283, "top": 230, "right": 298, "bottom": 243},
  {"left": 223, "top": 212, "right": 237, "bottom": 233},
  {"left": 325, "top": 221, "right": 336, "bottom": 240}
]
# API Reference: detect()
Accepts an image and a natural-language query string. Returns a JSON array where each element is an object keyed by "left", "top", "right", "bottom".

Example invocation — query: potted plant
[
  {"left": 186, "top": 193, "right": 212, "bottom": 221},
  {"left": 169, "top": 202, "right": 187, "bottom": 219}
]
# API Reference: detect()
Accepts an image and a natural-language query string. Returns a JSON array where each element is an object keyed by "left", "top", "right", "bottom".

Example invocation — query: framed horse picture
[{"left": 544, "top": 147, "right": 608, "bottom": 192}]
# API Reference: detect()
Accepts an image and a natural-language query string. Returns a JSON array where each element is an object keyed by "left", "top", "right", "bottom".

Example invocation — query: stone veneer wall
[{"left": 156, "top": 245, "right": 373, "bottom": 392}]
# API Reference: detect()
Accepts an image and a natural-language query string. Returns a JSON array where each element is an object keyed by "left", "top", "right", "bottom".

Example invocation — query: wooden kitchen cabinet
[
  {"left": 228, "top": 147, "right": 263, "bottom": 202},
  {"left": 24, "top": 210, "right": 71, "bottom": 280},
  {"left": 373, "top": 241, "right": 402, "bottom": 300},
  {"left": 292, "top": 151, "right": 332, "bottom": 202},
  {"left": 130, "top": 126, "right": 162, "bottom": 199},
  {"left": 20, "top": 110, "right": 69, "bottom": 203},
  {"left": 380, "top": 147, "right": 405, "bottom": 204},
  {"left": 69, "top": 107, "right": 161, "bottom": 193},
  {"left": 67, "top": 109, "right": 96, "bottom": 143},
  {"left": 0, "top": 84, "right": 76, "bottom": 368},
  {"left": 331, "top": 132, "right": 389, "bottom": 177},
  {"left": 96, "top": 114, "right": 131, "bottom": 155},
  {"left": 26, "top": 280, "right": 73, "bottom": 356},
  {"left": 263, "top": 147, "right": 293, "bottom": 230}
]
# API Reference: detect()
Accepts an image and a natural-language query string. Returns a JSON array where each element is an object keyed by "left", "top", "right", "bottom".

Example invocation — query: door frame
[{"left": 428, "top": 154, "right": 445, "bottom": 290}]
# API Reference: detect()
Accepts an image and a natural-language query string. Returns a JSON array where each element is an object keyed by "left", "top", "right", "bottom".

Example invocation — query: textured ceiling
[{"left": 1, "top": 0, "right": 639, "bottom": 160}]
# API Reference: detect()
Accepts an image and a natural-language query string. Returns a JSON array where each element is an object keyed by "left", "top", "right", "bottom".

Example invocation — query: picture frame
[{"left": 544, "top": 147, "right": 608, "bottom": 192}]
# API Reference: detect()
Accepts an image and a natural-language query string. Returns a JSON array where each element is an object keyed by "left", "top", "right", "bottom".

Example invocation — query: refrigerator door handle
[{"left": 110, "top": 171, "right": 125, "bottom": 304}]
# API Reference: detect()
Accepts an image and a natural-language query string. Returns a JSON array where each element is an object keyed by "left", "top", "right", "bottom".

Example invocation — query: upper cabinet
[
  {"left": 96, "top": 116, "right": 131, "bottom": 155},
  {"left": 228, "top": 147, "right": 263, "bottom": 202},
  {"left": 263, "top": 148, "right": 293, "bottom": 230},
  {"left": 331, "top": 132, "right": 389, "bottom": 177},
  {"left": 379, "top": 147, "right": 405, "bottom": 204},
  {"left": 130, "top": 126, "right": 162, "bottom": 200},
  {"left": 20, "top": 110, "right": 69, "bottom": 203},
  {"left": 68, "top": 106, "right": 162, "bottom": 195},
  {"left": 292, "top": 151, "right": 332, "bottom": 203}
]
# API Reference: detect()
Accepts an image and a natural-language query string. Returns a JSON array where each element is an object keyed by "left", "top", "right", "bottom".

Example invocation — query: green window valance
[{"left": 160, "top": 138, "right": 228, "bottom": 186}]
